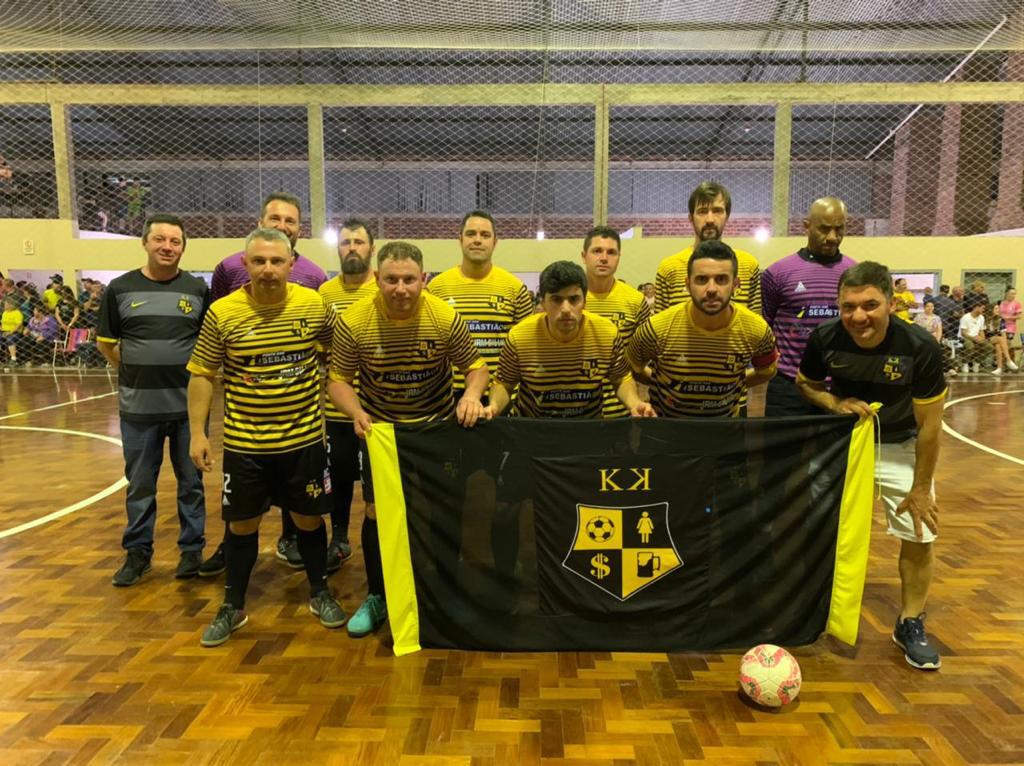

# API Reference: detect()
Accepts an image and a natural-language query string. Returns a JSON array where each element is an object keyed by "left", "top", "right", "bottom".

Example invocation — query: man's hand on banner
[
  {"left": 897, "top": 487, "right": 939, "bottom": 539},
  {"left": 353, "top": 411, "right": 373, "bottom": 438},
  {"left": 456, "top": 396, "right": 486, "bottom": 428},
  {"left": 834, "top": 397, "right": 874, "bottom": 419},
  {"left": 630, "top": 402, "right": 658, "bottom": 418}
]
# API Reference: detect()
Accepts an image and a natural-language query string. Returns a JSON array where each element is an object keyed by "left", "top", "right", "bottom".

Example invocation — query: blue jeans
[{"left": 120, "top": 418, "right": 206, "bottom": 556}]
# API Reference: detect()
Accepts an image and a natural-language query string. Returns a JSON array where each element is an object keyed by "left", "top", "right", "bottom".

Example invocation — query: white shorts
[{"left": 876, "top": 438, "right": 937, "bottom": 544}]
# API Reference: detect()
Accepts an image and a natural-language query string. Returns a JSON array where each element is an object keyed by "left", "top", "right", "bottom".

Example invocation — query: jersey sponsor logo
[{"left": 177, "top": 297, "right": 194, "bottom": 315}]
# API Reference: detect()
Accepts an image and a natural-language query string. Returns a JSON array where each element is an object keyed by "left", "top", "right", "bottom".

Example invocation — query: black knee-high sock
[
  {"left": 362, "top": 517, "right": 385, "bottom": 598},
  {"left": 296, "top": 520, "right": 329, "bottom": 597},
  {"left": 224, "top": 527, "right": 259, "bottom": 609},
  {"left": 330, "top": 482, "right": 354, "bottom": 541},
  {"left": 280, "top": 507, "right": 297, "bottom": 538}
]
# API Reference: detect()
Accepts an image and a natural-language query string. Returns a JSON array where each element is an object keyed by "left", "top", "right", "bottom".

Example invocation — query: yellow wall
[{"left": 1, "top": 219, "right": 1020, "bottom": 288}]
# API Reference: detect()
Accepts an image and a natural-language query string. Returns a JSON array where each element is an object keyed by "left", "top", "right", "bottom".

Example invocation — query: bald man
[{"left": 761, "top": 197, "right": 857, "bottom": 416}]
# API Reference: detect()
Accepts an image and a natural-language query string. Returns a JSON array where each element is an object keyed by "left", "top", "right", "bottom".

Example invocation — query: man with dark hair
[
  {"left": 654, "top": 181, "right": 761, "bottom": 315},
  {"left": 578, "top": 226, "right": 651, "bottom": 417},
  {"left": 762, "top": 196, "right": 856, "bottom": 416},
  {"left": 797, "top": 261, "right": 946, "bottom": 670},
  {"left": 427, "top": 210, "right": 533, "bottom": 398},
  {"left": 629, "top": 240, "right": 777, "bottom": 418},
  {"left": 893, "top": 277, "right": 917, "bottom": 322},
  {"left": 188, "top": 227, "right": 345, "bottom": 647},
  {"left": 488, "top": 260, "right": 653, "bottom": 419},
  {"left": 318, "top": 217, "right": 378, "bottom": 572},
  {"left": 201, "top": 191, "right": 328, "bottom": 576},
  {"left": 97, "top": 214, "right": 210, "bottom": 586},
  {"left": 328, "top": 241, "right": 488, "bottom": 639}
]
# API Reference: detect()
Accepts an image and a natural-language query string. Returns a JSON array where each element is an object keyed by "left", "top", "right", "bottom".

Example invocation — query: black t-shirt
[{"left": 799, "top": 317, "right": 946, "bottom": 443}]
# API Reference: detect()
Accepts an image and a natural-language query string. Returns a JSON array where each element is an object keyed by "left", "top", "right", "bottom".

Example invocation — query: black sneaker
[
  {"left": 326, "top": 538, "right": 352, "bottom": 574},
  {"left": 893, "top": 613, "right": 942, "bottom": 669},
  {"left": 175, "top": 550, "right": 202, "bottom": 579},
  {"left": 112, "top": 549, "right": 151, "bottom": 587},
  {"left": 197, "top": 543, "right": 225, "bottom": 578},
  {"left": 275, "top": 535, "right": 304, "bottom": 569},
  {"left": 200, "top": 604, "right": 248, "bottom": 647}
]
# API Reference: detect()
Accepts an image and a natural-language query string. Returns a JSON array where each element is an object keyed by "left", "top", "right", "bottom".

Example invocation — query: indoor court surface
[{"left": 0, "top": 371, "right": 1021, "bottom": 766}]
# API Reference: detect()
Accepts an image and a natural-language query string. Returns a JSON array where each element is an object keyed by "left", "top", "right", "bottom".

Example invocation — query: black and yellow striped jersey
[
  {"left": 187, "top": 283, "right": 334, "bottom": 454},
  {"left": 329, "top": 291, "right": 485, "bottom": 423},
  {"left": 626, "top": 302, "right": 777, "bottom": 418},
  {"left": 318, "top": 276, "right": 379, "bottom": 422},
  {"left": 585, "top": 280, "right": 651, "bottom": 418},
  {"left": 426, "top": 265, "right": 534, "bottom": 392},
  {"left": 497, "top": 311, "right": 631, "bottom": 419},
  {"left": 654, "top": 245, "right": 762, "bottom": 314}
]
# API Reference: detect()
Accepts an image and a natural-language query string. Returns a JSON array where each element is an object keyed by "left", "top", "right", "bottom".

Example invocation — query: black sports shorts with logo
[{"left": 221, "top": 441, "right": 331, "bottom": 521}]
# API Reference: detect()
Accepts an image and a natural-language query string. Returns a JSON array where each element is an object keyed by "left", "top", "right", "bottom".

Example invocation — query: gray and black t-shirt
[{"left": 97, "top": 269, "right": 210, "bottom": 422}]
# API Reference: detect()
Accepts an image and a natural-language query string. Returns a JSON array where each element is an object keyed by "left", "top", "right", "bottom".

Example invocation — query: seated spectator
[
  {"left": 25, "top": 304, "right": 58, "bottom": 364},
  {"left": 2, "top": 297, "right": 24, "bottom": 365},
  {"left": 997, "top": 287, "right": 1021, "bottom": 364},
  {"left": 930, "top": 284, "right": 961, "bottom": 341},
  {"left": 964, "top": 280, "right": 989, "bottom": 312},
  {"left": 959, "top": 303, "right": 992, "bottom": 373},
  {"left": 42, "top": 275, "right": 63, "bottom": 310},
  {"left": 914, "top": 301, "right": 942, "bottom": 342},
  {"left": 985, "top": 304, "right": 1016, "bottom": 374}
]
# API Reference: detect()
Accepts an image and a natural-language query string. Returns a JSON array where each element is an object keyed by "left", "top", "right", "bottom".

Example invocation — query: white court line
[
  {"left": 0, "top": 390, "right": 117, "bottom": 422},
  {"left": 942, "top": 388, "right": 1024, "bottom": 467},
  {"left": 0, "top": 425, "right": 126, "bottom": 539}
]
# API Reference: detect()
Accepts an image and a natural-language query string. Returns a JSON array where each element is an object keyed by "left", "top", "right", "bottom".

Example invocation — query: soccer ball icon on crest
[{"left": 586, "top": 515, "right": 615, "bottom": 543}]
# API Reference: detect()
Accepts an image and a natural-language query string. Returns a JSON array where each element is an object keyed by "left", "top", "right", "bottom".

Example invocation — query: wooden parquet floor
[{"left": 1, "top": 372, "right": 1023, "bottom": 766}]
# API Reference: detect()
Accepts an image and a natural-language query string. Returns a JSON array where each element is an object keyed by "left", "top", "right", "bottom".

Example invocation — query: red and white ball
[{"left": 738, "top": 644, "right": 802, "bottom": 708}]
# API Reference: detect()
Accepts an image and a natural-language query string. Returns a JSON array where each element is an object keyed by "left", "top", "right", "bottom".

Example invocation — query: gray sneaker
[
  {"left": 175, "top": 550, "right": 202, "bottom": 579},
  {"left": 309, "top": 590, "right": 347, "bottom": 628},
  {"left": 276, "top": 535, "right": 304, "bottom": 569},
  {"left": 893, "top": 613, "right": 941, "bottom": 670},
  {"left": 200, "top": 604, "right": 248, "bottom": 647},
  {"left": 112, "top": 549, "right": 151, "bottom": 587}
]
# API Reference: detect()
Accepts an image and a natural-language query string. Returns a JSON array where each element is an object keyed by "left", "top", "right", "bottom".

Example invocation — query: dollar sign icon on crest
[{"left": 590, "top": 553, "right": 611, "bottom": 579}]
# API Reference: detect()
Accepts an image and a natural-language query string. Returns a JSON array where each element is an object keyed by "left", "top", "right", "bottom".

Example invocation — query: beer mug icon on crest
[{"left": 636, "top": 551, "right": 661, "bottom": 578}]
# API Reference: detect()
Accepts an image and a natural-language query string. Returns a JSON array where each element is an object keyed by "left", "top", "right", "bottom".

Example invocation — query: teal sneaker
[{"left": 347, "top": 594, "right": 387, "bottom": 638}]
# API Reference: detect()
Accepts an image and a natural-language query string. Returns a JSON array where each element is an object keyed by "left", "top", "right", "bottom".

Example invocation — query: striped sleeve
[
  {"left": 747, "top": 263, "right": 763, "bottom": 315},
  {"left": 752, "top": 322, "right": 778, "bottom": 369},
  {"left": 626, "top": 317, "right": 659, "bottom": 371},
  {"left": 329, "top": 316, "right": 359, "bottom": 383},
  {"left": 513, "top": 283, "right": 534, "bottom": 323},
  {"left": 186, "top": 307, "right": 225, "bottom": 376},
  {"left": 607, "top": 331, "right": 630, "bottom": 386},
  {"left": 496, "top": 330, "right": 522, "bottom": 387},
  {"left": 654, "top": 264, "right": 672, "bottom": 313}
]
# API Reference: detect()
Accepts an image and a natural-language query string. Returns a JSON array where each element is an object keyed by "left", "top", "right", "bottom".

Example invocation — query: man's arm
[
  {"left": 326, "top": 378, "right": 373, "bottom": 438},
  {"left": 615, "top": 377, "right": 656, "bottom": 417},
  {"left": 96, "top": 339, "right": 120, "bottom": 367},
  {"left": 795, "top": 372, "right": 874, "bottom": 418},
  {"left": 745, "top": 362, "right": 777, "bottom": 388},
  {"left": 487, "top": 380, "right": 512, "bottom": 417},
  {"left": 187, "top": 374, "right": 216, "bottom": 471},
  {"left": 455, "top": 364, "right": 489, "bottom": 428},
  {"left": 897, "top": 397, "right": 944, "bottom": 539}
]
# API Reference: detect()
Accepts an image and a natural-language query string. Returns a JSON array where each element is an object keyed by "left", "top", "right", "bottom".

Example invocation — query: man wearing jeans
[{"left": 97, "top": 214, "right": 210, "bottom": 586}]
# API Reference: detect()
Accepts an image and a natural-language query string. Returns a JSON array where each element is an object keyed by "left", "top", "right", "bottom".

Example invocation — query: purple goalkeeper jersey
[
  {"left": 761, "top": 248, "right": 857, "bottom": 379},
  {"left": 210, "top": 250, "right": 327, "bottom": 300}
]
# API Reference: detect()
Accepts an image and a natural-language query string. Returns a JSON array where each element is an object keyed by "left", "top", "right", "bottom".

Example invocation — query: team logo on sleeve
[
  {"left": 291, "top": 318, "right": 311, "bottom": 337},
  {"left": 563, "top": 502, "right": 682, "bottom": 600},
  {"left": 177, "top": 297, "right": 194, "bottom": 314}
]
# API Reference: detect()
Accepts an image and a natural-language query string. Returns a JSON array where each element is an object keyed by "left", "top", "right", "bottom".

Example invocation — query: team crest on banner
[{"left": 563, "top": 502, "right": 682, "bottom": 600}]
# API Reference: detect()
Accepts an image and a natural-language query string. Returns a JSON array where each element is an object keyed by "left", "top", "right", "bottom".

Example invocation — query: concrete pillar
[
  {"left": 888, "top": 108, "right": 942, "bottom": 236},
  {"left": 953, "top": 57, "right": 1003, "bottom": 235},
  {"left": 931, "top": 102, "right": 962, "bottom": 235},
  {"left": 989, "top": 52, "right": 1024, "bottom": 231}
]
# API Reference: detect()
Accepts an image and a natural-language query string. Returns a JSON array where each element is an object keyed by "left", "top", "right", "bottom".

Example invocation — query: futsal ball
[
  {"left": 739, "top": 644, "right": 802, "bottom": 708},
  {"left": 586, "top": 515, "right": 616, "bottom": 543}
]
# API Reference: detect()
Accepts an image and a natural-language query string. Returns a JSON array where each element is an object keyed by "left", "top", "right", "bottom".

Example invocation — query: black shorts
[
  {"left": 221, "top": 441, "right": 331, "bottom": 522},
  {"left": 764, "top": 374, "right": 824, "bottom": 417},
  {"left": 326, "top": 419, "right": 361, "bottom": 484}
]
